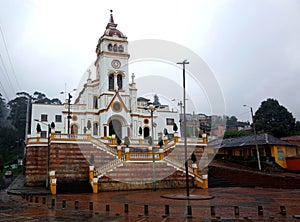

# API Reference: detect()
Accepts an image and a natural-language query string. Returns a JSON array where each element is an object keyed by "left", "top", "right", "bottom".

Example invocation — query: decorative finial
[
  {"left": 131, "top": 73, "right": 135, "bottom": 84},
  {"left": 109, "top": 9, "right": 115, "bottom": 24},
  {"left": 87, "top": 69, "right": 92, "bottom": 81}
]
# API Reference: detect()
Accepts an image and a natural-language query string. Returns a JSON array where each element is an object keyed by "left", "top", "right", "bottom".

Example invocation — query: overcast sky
[{"left": 0, "top": 0, "right": 300, "bottom": 121}]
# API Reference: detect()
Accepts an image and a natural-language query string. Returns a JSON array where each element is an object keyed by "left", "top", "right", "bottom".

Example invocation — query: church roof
[
  {"left": 137, "top": 97, "right": 150, "bottom": 102},
  {"left": 103, "top": 10, "right": 125, "bottom": 38}
]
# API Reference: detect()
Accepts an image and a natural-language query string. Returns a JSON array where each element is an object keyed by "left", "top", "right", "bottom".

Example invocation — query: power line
[
  {"left": 0, "top": 24, "right": 20, "bottom": 90},
  {"left": 0, "top": 79, "right": 9, "bottom": 101},
  {"left": 0, "top": 53, "right": 15, "bottom": 96}
]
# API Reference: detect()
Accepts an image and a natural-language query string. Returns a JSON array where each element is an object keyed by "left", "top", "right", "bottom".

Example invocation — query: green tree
[
  {"left": 158, "top": 137, "right": 163, "bottom": 147},
  {"left": 223, "top": 130, "right": 252, "bottom": 139},
  {"left": 36, "top": 123, "right": 41, "bottom": 133},
  {"left": 254, "top": 98, "right": 295, "bottom": 137},
  {"left": 153, "top": 94, "right": 161, "bottom": 106},
  {"left": 32, "top": 91, "right": 61, "bottom": 104},
  {"left": 173, "top": 123, "right": 178, "bottom": 132},
  {"left": 226, "top": 116, "right": 238, "bottom": 129},
  {"left": 0, "top": 94, "right": 8, "bottom": 126},
  {"left": 7, "top": 95, "right": 28, "bottom": 138}
]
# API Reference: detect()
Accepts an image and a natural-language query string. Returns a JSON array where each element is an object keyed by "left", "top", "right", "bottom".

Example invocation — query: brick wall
[{"left": 209, "top": 165, "right": 300, "bottom": 189}]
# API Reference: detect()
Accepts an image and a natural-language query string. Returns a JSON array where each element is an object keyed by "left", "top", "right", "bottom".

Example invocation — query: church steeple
[{"left": 106, "top": 9, "right": 117, "bottom": 29}]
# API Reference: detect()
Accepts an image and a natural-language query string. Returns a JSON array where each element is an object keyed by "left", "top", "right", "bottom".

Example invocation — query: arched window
[
  {"left": 108, "top": 74, "right": 114, "bottom": 90},
  {"left": 108, "top": 44, "right": 112, "bottom": 51},
  {"left": 93, "top": 123, "right": 98, "bottom": 136},
  {"left": 117, "top": 74, "right": 123, "bottom": 90},
  {"left": 118, "top": 45, "right": 124, "bottom": 52},
  {"left": 113, "top": 44, "right": 118, "bottom": 52},
  {"left": 93, "top": 96, "right": 98, "bottom": 109}
]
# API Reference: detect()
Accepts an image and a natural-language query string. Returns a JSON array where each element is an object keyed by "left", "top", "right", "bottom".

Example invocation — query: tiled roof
[
  {"left": 209, "top": 133, "right": 296, "bottom": 148},
  {"left": 281, "top": 135, "right": 300, "bottom": 141}
]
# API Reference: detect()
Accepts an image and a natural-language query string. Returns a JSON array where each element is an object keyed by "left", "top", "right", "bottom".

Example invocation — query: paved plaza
[{"left": 1, "top": 177, "right": 300, "bottom": 221}]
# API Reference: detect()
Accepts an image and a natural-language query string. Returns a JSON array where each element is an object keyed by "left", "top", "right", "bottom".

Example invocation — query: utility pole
[
  {"left": 177, "top": 59, "right": 190, "bottom": 197},
  {"left": 244, "top": 105, "right": 261, "bottom": 171}
]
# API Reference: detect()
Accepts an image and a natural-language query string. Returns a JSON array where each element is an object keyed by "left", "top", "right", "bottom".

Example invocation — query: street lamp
[
  {"left": 177, "top": 59, "right": 190, "bottom": 197},
  {"left": 144, "top": 103, "right": 158, "bottom": 191},
  {"left": 60, "top": 89, "right": 76, "bottom": 134},
  {"left": 34, "top": 119, "right": 51, "bottom": 188},
  {"left": 243, "top": 105, "right": 262, "bottom": 171}
]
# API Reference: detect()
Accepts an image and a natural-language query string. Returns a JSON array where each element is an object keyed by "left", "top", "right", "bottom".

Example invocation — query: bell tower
[{"left": 94, "top": 10, "right": 130, "bottom": 98}]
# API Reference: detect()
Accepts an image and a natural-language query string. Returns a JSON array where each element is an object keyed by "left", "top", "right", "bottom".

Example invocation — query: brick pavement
[{"left": 1, "top": 186, "right": 300, "bottom": 221}]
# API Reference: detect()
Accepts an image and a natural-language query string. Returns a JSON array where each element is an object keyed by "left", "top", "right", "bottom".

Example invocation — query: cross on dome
[{"left": 109, "top": 9, "right": 114, "bottom": 24}]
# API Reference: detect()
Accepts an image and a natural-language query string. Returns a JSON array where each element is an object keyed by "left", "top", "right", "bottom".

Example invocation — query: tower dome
[{"left": 103, "top": 10, "right": 125, "bottom": 38}]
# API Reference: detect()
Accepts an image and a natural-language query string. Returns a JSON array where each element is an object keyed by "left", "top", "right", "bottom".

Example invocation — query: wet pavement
[{"left": 1, "top": 175, "right": 300, "bottom": 221}]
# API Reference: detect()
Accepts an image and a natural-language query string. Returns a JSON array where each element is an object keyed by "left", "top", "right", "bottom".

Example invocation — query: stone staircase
[{"left": 89, "top": 139, "right": 209, "bottom": 191}]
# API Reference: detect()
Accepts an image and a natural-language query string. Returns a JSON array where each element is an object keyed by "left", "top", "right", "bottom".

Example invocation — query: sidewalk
[
  {"left": 6, "top": 174, "right": 51, "bottom": 195},
  {"left": 3, "top": 176, "right": 300, "bottom": 221}
]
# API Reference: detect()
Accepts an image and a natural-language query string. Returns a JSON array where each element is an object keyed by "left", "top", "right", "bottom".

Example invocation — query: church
[
  {"left": 25, "top": 11, "right": 208, "bottom": 194},
  {"left": 30, "top": 11, "right": 179, "bottom": 142}
]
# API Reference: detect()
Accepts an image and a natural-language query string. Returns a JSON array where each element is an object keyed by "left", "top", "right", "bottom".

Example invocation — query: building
[
  {"left": 212, "top": 133, "right": 299, "bottom": 170},
  {"left": 30, "top": 13, "right": 179, "bottom": 141},
  {"left": 25, "top": 12, "right": 208, "bottom": 194}
]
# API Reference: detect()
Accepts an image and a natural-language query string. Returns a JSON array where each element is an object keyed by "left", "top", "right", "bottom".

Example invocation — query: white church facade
[{"left": 30, "top": 12, "right": 180, "bottom": 141}]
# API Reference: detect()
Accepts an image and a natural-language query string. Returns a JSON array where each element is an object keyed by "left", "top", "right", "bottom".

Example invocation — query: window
[
  {"left": 166, "top": 118, "right": 174, "bottom": 125},
  {"left": 109, "top": 74, "right": 114, "bottom": 90},
  {"left": 55, "top": 115, "right": 62, "bottom": 122},
  {"left": 277, "top": 148, "right": 284, "bottom": 161},
  {"left": 93, "top": 96, "right": 98, "bottom": 109},
  {"left": 93, "top": 123, "right": 98, "bottom": 136},
  {"left": 41, "top": 114, "right": 48, "bottom": 122},
  {"left": 117, "top": 74, "right": 123, "bottom": 90},
  {"left": 118, "top": 45, "right": 124, "bottom": 52},
  {"left": 41, "top": 131, "right": 47, "bottom": 138},
  {"left": 113, "top": 44, "right": 118, "bottom": 52},
  {"left": 108, "top": 44, "right": 112, "bottom": 51},
  {"left": 112, "top": 102, "right": 121, "bottom": 112}
]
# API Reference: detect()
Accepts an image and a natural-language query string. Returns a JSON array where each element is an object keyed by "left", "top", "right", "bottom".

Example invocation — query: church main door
[
  {"left": 109, "top": 119, "right": 122, "bottom": 138},
  {"left": 143, "top": 127, "right": 150, "bottom": 139}
]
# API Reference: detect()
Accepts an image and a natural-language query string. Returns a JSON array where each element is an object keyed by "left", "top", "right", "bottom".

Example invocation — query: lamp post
[
  {"left": 144, "top": 103, "right": 157, "bottom": 191},
  {"left": 60, "top": 89, "right": 76, "bottom": 134},
  {"left": 34, "top": 119, "right": 51, "bottom": 188},
  {"left": 243, "top": 105, "right": 261, "bottom": 171},
  {"left": 177, "top": 59, "right": 190, "bottom": 197}
]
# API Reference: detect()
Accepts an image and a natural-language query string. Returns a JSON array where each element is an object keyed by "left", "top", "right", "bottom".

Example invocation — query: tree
[
  {"left": 50, "top": 122, "right": 55, "bottom": 129},
  {"left": 254, "top": 98, "right": 295, "bottom": 137},
  {"left": 32, "top": 91, "right": 61, "bottom": 104},
  {"left": 163, "top": 128, "right": 168, "bottom": 136},
  {"left": 116, "top": 136, "right": 122, "bottom": 145},
  {"left": 7, "top": 95, "right": 29, "bottom": 138},
  {"left": 138, "top": 126, "right": 142, "bottom": 136},
  {"left": 153, "top": 94, "right": 161, "bottom": 106},
  {"left": 36, "top": 123, "right": 41, "bottom": 133},
  {"left": 173, "top": 123, "right": 178, "bottom": 132},
  {"left": 223, "top": 130, "right": 252, "bottom": 139},
  {"left": 158, "top": 137, "right": 163, "bottom": 147},
  {"left": 87, "top": 120, "right": 91, "bottom": 130},
  {"left": 226, "top": 116, "right": 238, "bottom": 129},
  {"left": 0, "top": 94, "right": 8, "bottom": 126}
]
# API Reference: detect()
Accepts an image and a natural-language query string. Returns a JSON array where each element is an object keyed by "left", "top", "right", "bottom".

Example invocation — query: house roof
[
  {"left": 281, "top": 135, "right": 300, "bottom": 141},
  {"left": 209, "top": 133, "right": 296, "bottom": 149}
]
